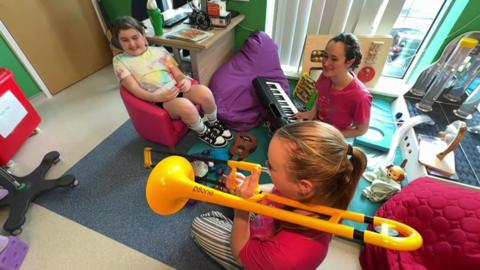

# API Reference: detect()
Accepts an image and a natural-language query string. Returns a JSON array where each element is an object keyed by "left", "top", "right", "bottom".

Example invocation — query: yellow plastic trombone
[{"left": 146, "top": 155, "right": 423, "bottom": 251}]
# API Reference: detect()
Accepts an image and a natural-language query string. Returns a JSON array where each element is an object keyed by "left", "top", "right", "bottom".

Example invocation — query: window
[
  {"left": 383, "top": 0, "right": 446, "bottom": 78},
  {"left": 266, "top": 0, "right": 448, "bottom": 80}
]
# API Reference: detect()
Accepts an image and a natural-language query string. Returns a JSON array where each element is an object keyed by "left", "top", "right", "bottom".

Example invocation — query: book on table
[{"left": 166, "top": 27, "right": 213, "bottom": 42}]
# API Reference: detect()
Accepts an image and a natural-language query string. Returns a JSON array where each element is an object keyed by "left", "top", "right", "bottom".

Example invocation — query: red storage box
[{"left": 0, "top": 68, "right": 41, "bottom": 166}]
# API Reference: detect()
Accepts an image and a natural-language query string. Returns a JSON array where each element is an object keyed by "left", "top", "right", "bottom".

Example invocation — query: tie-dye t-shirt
[{"left": 113, "top": 46, "right": 178, "bottom": 92}]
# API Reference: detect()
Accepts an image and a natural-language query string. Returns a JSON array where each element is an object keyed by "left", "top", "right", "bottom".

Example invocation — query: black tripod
[{"left": 0, "top": 151, "right": 77, "bottom": 235}]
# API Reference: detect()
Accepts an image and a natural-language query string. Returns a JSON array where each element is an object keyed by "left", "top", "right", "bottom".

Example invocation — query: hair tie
[{"left": 347, "top": 144, "right": 353, "bottom": 156}]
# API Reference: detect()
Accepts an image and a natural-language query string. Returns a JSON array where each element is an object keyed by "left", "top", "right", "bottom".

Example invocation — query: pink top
[
  {"left": 239, "top": 194, "right": 332, "bottom": 270},
  {"left": 315, "top": 74, "right": 372, "bottom": 130}
]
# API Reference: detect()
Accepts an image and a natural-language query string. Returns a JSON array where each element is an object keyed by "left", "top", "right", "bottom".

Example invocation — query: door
[{"left": 0, "top": 0, "right": 112, "bottom": 94}]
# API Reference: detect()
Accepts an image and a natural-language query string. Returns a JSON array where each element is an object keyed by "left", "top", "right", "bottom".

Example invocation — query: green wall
[
  {"left": 101, "top": 0, "right": 131, "bottom": 25},
  {"left": 227, "top": 0, "right": 267, "bottom": 50},
  {"left": 432, "top": 0, "right": 480, "bottom": 60},
  {"left": 408, "top": 0, "right": 480, "bottom": 84},
  {"left": 0, "top": 35, "right": 42, "bottom": 98}
]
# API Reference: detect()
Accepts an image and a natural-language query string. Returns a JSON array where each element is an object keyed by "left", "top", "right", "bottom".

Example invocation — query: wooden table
[{"left": 145, "top": 15, "right": 245, "bottom": 86}]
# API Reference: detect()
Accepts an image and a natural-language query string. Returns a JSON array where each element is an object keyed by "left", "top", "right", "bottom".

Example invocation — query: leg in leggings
[{"left": 191, "top": 211, "right": 243, "bottom": 270}]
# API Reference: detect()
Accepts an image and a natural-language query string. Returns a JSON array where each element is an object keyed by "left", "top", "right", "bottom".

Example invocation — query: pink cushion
[{"left": 360, "top": 177, "right": 480, "bottom": 270}]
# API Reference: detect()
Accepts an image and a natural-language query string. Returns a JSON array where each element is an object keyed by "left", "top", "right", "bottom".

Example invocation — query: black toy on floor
[{"left": 0, "top": 151, "right": 78, "bottom": 235}]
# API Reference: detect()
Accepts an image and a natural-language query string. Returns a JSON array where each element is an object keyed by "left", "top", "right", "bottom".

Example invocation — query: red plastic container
[{"left": 0, "top": 68, "right": 41, "bottom": 166}]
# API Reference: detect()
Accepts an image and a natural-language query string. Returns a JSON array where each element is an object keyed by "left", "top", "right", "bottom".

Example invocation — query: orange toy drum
[{"left": 0, "top": 69, "right": 41, "bottom": 166}]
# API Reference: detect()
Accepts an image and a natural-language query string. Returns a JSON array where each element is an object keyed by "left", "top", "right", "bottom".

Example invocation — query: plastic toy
[
  {"left": 418, "top": 121, "right": 467, "bottom": 176},
  {"left": 0, "top": 235, "right": 28, "bottom": 270},
  {"left": 146, "top": 155, "right": 423, "bottom": 251}
]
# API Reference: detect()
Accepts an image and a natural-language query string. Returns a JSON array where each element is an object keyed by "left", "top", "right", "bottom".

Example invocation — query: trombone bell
[{"left": 146, "top": 155, "right": 194, "bottom": 215}]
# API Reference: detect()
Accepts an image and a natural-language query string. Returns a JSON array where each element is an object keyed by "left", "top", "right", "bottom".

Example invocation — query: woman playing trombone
[{"left": 191, "top": 121, "right": 367, "bottom": 269}]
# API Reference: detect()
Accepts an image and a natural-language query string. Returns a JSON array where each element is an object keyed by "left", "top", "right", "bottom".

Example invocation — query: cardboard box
[{"left": 209, "top": 12, "right": 231, "bottom": 28}]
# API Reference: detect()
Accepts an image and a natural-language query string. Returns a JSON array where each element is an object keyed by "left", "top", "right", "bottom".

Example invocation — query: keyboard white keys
[{"left": 266, "top": 81, "right": 298, "bottom": 122}]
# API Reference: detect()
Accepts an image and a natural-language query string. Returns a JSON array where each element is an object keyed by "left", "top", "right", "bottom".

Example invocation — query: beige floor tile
[{"left": 1, "top": 205, "right": 173, "bottom": 270}]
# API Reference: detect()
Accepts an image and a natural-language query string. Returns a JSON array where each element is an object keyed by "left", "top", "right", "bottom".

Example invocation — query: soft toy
[
  {"left": 385, "top": 163, "right": 407, "bottom": 182},
  {"left": 362, "top": 159, "right": 407, "bottom": 202}
]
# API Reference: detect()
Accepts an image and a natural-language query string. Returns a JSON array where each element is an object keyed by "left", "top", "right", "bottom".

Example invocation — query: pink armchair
[{"left": 120, "top": 86, "right": 190, "bottom": 149}]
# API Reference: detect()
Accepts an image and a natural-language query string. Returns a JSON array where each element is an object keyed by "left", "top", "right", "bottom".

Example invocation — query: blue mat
[
  {"left": 355, "top": 95, "right": 397, "bottom": 152},
  {"left": 35, "top": 120, "right": 226, "bottom": 270}
]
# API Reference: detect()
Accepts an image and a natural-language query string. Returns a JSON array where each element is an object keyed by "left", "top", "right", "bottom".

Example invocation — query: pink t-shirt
[
  {"left": 315, "top": 74, "right": 372, "bottom": 130},
  {"left": 239, "top": 196, "right": 332, "bottom": 270}
]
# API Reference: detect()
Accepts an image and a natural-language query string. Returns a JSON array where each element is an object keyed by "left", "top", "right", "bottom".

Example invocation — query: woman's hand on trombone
[
  {"left": 228, "top": 167, "right": 261, "bottom": 261},
  {"left": 226, "top": 169, "right": 261, "bottom": 199}
]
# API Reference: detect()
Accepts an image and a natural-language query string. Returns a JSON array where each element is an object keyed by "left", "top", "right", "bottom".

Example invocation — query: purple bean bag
[{"left": 209, "top": 31, "right": 289, "bottom": 132}]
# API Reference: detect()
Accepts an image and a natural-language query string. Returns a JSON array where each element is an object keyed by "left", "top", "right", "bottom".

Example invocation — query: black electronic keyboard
[{"left": 253, "top": 77, "right": 298, "bottom": 131}]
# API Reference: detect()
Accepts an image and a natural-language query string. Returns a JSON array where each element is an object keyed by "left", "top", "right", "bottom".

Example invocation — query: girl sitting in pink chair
[{"left": 111, "top": 16, "right": 231, "bottom": 148}]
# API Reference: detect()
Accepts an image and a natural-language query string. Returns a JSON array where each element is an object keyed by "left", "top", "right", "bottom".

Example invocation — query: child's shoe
[
  {"left": 199, "top": 128, "right": 227, "bottom": 148},
  {"left": 206, "top": 120, "right": 233, "bottom": 141}
]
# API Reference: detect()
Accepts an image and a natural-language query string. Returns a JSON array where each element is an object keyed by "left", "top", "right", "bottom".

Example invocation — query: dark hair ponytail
[{"left": 329, "top": 32, "right": 362, "bottom": 70}]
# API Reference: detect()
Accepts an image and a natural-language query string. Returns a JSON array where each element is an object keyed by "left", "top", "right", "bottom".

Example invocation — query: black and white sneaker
[
  {"left": 199, "top": 128, "right": 227, "bottom": 148},
  {"left": 206, "top": 120, "right": 233, "bottom": 141}
]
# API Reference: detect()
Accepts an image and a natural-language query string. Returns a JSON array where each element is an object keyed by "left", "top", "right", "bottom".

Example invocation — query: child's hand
[
  {"left": 176, "top": 78, "right": 192, "bottom": 93},
  {"left": 294, "top": 110, "right": 316, "bottom": 121},
  {"left": 153, "top": 86, "right": 179, "bottom": 102},
  {"left": 164, "top": 86, "right": 180, "bottom": 101}
]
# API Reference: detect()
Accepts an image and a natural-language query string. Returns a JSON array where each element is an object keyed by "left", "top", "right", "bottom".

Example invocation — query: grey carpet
[{"left": 35, "top": 120, "right": 227, "bottom": 269}]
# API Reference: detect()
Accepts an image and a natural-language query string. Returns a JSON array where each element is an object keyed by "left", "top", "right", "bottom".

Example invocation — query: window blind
[{"left": 269, "top": 0, "right": 405, "bottom": 75}]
